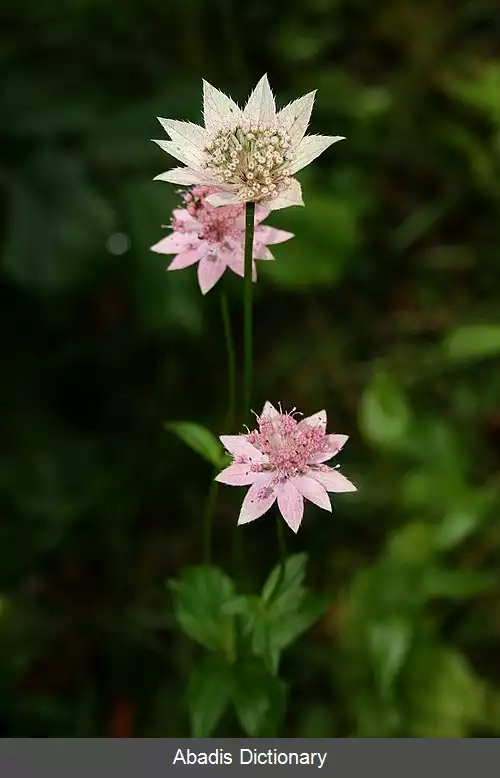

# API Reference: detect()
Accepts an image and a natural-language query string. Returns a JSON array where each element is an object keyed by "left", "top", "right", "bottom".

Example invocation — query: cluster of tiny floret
[
  {"left": 203, "top": 123, "right": 293, "bottom": 202},
  {"left": 172, "top": 186, "right": 244, "bottom": 248},
  {"left": 244, "top": 411, "right": 329, "bottom": 480}
]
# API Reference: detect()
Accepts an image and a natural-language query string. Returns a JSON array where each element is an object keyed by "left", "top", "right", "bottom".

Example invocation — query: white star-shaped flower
[{"left": 152, "top": 74, "right": 345, "bottom": 211}]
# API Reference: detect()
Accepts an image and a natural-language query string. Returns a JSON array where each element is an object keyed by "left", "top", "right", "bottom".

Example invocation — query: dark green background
[{"left": 1, "top": 0, "right": 500, "bottom": 736}]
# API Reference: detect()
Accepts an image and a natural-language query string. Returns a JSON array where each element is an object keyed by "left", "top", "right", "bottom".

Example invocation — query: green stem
[
  {"left": 220, "top": 291, "right": 236, "bottom": 429},
  {"left": 243, "top": 201, "right": 256, "bottom": 425},
  {"left": 202, "top": 291, "right": 238, "bottom": 566}
]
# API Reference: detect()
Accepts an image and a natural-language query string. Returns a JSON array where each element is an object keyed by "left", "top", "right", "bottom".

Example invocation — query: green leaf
[
  {"left": 359, "top": 369, "right": 411, "bottom": 450},
  {"left": 262, "top": 553, "right": 308, "bottom": 609},
  {"left": 232, "top": 658, "right": 286, "bottom": 736},
  {"left": 169, "top": 566, "right": 236, "bottom": 655},
  {"left": 405, "top": 643, "right": 484, "bottom": 737},
  {"left": 434, "top": 506, "right": 484, "bottom": 550},
  {"left": 188, "top": 654, "right": 232, "bottom": 737},
  {"left": 369, "top": 618, "right": 413, "bottom": 696},
  {"left": 443, "top": 325, "right": 500, "bottom": 362},
  {"left": 242, "top": 555, "right": 330, "bottom": 673},
  {"left": 165, "top": 422, "right": 225, "bottom": 467}
]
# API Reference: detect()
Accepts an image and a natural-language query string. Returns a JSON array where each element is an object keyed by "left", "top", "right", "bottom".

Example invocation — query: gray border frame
[{"left": 1, "top": 738, "right": 498, "bottom": 776}]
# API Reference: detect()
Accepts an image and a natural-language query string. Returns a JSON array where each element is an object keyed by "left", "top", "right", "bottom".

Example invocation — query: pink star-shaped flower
[{"left": 216, "top": 402, "right": 356, "bottom": 533}]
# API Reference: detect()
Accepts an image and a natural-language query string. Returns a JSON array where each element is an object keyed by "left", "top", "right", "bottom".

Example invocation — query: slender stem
[
  {"left": 243, "top": 201, "right": 256, "bottom": 425},
  {"left": 202, "top": 291, "right": 238, "bottom": 566},
  {"left": 220, "top": 291, "right": 236, "bottom": 429}
]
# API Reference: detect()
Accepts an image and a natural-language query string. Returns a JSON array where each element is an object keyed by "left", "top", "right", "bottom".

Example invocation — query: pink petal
[
  {"left": 238, "top": 474, "right": 277, "bottom": 525},
  {"left": 255, "top": 204, "right": 271, "bottom": 224},
  {"left": 298, "top": 409, "right": 327, "bottom": 433},
  {"left": 215, "top": 463, "right": 261, "bottom": 486},
  {"left": 292, "top": 475, "right": 331, "bottom": 512},
  {"left": 253, "top": 244, "right": 274, "bottom": 260},
  {"left": 219, "top": 435, "right": 264, "bottom": 463},
  {"left": 310, "top": 468, "right": 357, "bottom": 493},
  {"left": 224, "top": 252, "right": 245, "bottom": 278},
  {"left": 260, "top": 401, "right": 279, "bottom": 419},
  {"left": 167, "top": 243, "right": 207, "bottom": 270},
  {"left": 172, "top": 209, "right": 200, "bottom": 229},
  {"left": 277, "top": 480, "right": 304, "bottom": 533},
  {"left": 255, "top": 225, "right": 294, "bottom": 245},
  {"left": 151, "top": 232, "right": 197, "bottom": 255},
  {"left": 308, "top": 434, "right": 349, "bottom": 464},
  {"left": 197, "top": 254, "right": 227, "bottom": 294}
]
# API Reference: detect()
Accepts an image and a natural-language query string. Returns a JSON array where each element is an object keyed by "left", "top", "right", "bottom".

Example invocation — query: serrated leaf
[
  {"left": 232, "top": 658, "right": 286, "bottom": 736},
  {"left": 188, "top": 654, "right": 232, "bottom": 737},
  {"left": 165, "top": 422, "right": 225, "bottom": 467},
  {"left": 169, "top": 566, "right": 236, "bottom": 655},
  {"left": 443, "top": 325, "right": 500, "bottom": 362},
  {"left": 262, "top": 553, "right": 308, "bottom": 610},
  {"left": 359, "top": 369, "right": 411, "bottom": 450}
]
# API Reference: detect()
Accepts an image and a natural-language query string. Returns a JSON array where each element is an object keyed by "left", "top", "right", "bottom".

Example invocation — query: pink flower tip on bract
[
  {"left": 150, "top": 186, "right": 293, "bottom": 294},
  {"left": 215, "top": 402, "right": 356, "bottom": 533},
  {"left": 152, "top": 74, "right": 345, "bottom": 211}
]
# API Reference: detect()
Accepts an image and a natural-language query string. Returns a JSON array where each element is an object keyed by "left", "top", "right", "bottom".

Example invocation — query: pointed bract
[{"left": 243, "top": 74, "right": 276, "bottom": 124}]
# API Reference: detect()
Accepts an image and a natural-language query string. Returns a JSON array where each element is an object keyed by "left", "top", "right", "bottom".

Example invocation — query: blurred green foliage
[{"left": 1, "top": 0, "right": 500, "bottom": 737}]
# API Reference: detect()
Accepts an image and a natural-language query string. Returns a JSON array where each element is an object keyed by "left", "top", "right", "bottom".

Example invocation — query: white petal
[
  {"left": 267, "top": 178, "right": 304, "bottom": 211},
  {"left": 197, "top": 254, "right": 226, "bottom": 294},
  {"left": 238, "top": 473, "right": 277, "bottom": 525},
  {"left": 157, "top": 118, "right": 207, "bottom": 149},
  {"left": 203, "top": 80, "right": 242, "bottom": 131},
  {"left": 277, "top": 480, "right": 304, "bottom": 533},
  {"left": 219, "top": 435, "right": 264, "bottom": 462},
  {"left": 298, "top": 410, "right": 327, "bottom": 433},
  {"left": 310, "top": 468, "right": 357, "bottom": 493},
  {"left": 215, "top": 463, "right": 261, "bottom": 486},
  {"left": 260, "top": 401, "right": 279, "bottom": 419},
  {"left": 277, "top": 91, "right": 316, "bottom": 144},
  {"left": 290, "top": 134, "right": 345, "bottom": 174},
  {"left": 292, "top": 475, "right": 332, "bottom": 512},
  {"left": 205, "top": 189, "right": 240, "bottom": 207},
  {"left": 243, "top": 74, "right": 276, "bottom": 124},
  {"left": 154, "top": 167, "right": 214, "bottom": 186},
  {"left": 152, "top": 139, "right": 197, "bottom": 167}
]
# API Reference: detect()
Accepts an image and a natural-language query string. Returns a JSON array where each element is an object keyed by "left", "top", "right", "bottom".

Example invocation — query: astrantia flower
[
  {"left": 153, "top": 74, "right": 344, "bottom": 211},
  {"left": 216, "top": 402, "right": 356, "bottom": 533},
  {"left": 151, "top": 186, "right": 293, "bottom": 294}
]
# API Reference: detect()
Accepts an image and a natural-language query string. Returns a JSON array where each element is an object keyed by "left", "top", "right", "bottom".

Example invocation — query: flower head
[
  {"left": 216, "top": 402, "right": 356, "bottom": 532},
  {"left": 153, "top": 74, "right": 344, "bottom": 211},
  {"left": 151, "top": 186, "right": 293, "bottom": 294}
]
